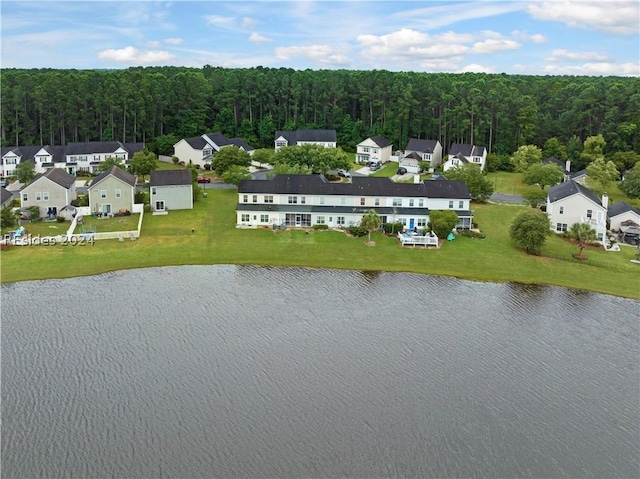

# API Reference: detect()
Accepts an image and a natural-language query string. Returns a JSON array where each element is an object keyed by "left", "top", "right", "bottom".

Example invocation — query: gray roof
[
  {"left": 542, "top": 156, "right": 567, "bottom": 173},
  {"left": 150, "top": 169, "right": 192, "bottom": 186},
  {"left": 37, "top": 168, "right": 76, "bottom": 189},
  {"left": 184, "top": 136, "right": 209, "bottom": 149},
  {"left": 449, "top": 143, "right": 485, "bottom": 157},
  {"left": 1, "top": 145, "right": 66, "bottom": 165},
  {"left": 183, "top": 133, "right": 254, "bottom": 152},
  {"left": 405, "top": 138, "right": 439, "bottom": 153},
  {"left": 568, "top": 169, "right": 587, "bottom": 179},
  {"left": 65, "top": 141, "right": 144, "bottom": 156},
  {"left": 608, "top": 201, "right": 640, "bottom": 218},
  {"left": 237, "top": 174, "right": 471, "bottom": 200},
  {"left": 547, "top": 180, "right": 602, "bottom": 205},
  {"left": 229, "top": 137, "right": 255, "bottom": 152},
  {"left": 275, "top": 129, "right": 337, "bottom": 145},
  {"left": 1, "top": 186, "right": 13, "bottom": 206},
  {"left": 369, "top": 136, "right": 392, "bottom": 148},
  {"left": 91, "top": 166, "right": 137, "bottom": 188}
]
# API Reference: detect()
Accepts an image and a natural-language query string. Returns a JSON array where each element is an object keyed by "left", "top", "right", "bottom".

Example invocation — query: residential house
[
  {"left": 443, "top": 143, "right": 487, "bottom": 171},
  {"left": 20, "top": 168, "right": 77, "bottom": 218},
  {"left": 546, "top": 180, "right": 608, "bottom": 243},
  {"left": 274, "top": 130, "right": 337, "bottom": 150},
  {"left": 236, "top": 174, "right": 473, "bottom": 231},
  {"left": 88, "top": 166, "right": 136, "bottom": 215},
  {"left": 149, "top": 169, "right": 193, "bottom": 212},
  {"left": 355, "top": 136, "right": 393, "bottom": 164},
  {"left": 404, "top": 138, "right": 443, "bottom": 168},
  {"left": 608, "top": 202, "right": 640, "bottom": 232},
  {"left": 173, "top": 132, "right": 255, "bottom": 169},
  {"left": 399, "top": 152, "right": 422, "bottom": 174},
  {"left": 567, "top": 169, "right": 587, "bottom": 185},
  {"left": 1, "top": 186, "right": 14, "bottom": 207}
]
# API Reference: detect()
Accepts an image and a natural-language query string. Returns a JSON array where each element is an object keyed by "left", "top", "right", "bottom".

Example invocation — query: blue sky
[{"left": 2, "top": 0, "right": 639, "bottom": 75}]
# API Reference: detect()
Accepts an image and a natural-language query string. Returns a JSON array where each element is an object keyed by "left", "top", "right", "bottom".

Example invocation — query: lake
[{"left": 2, "top": 265, "right": 638, "bottom": 478}]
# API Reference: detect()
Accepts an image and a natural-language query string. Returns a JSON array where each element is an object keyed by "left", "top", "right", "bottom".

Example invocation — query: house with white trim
[
  {"left": 149, "top": 169, "right": 193, "bottom": 212},
  {"left": 355, "top": 136, "right": 392, "bottom": 164},
  {"left": 88, "top": 166, "right": 137, "bottom": 216},
  {"left": 1, "top": 186, "right": 15, "bottom": 207},
  {"left": 274, "top": 130, "right": 337, "bottom": 151},
  {"left": 546, "top": 180, "right": 608, "bottom": 244},
  {"left": 404, "top": 138, "right": 443, "bottom": 168},
  {"left": 236, "top": 174, "right": 473, "bottom": 231},
  {"left": 443, "top": 143, "right": 487, "bottom": 171},
  {"left": 173, "top": 132, "right": 255, "bottom": 169},
  {"left": 20, "top": 168, "right": 77, "bottom": 219},
  {"left": 608, "top": 202, "right": 640, "bottom": 232},
  {"left": 64, "top": 141, "right": 144, "bottom": 175}
]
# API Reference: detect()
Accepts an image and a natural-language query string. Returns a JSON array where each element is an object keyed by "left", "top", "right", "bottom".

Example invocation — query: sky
[{"left": 1, "top": 0, "right": 639, "bottom": 76}]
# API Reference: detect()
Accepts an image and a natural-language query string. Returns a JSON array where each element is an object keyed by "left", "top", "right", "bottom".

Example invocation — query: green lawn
[
  {"left": 2, "top": 220, "right": 71, "bottom": 237},
  {"left": 370, "top": 162, "right": 398, "bottom": 178},
  {"left": 485, "top": 171, "right": 541, "bottom": 197},
  {"left": 74, "top": 214, "right": 140, "bottom": 233},
  {"left": 1, "top": 190, "right": 638, "bottom": 298}
]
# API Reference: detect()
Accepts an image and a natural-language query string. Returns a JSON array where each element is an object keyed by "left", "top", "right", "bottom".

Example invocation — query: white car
[{"left": 337, "top": 169, "right": 351, "bottom": 178}]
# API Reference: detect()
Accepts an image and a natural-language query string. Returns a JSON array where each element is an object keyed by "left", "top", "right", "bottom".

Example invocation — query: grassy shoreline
[{"left": 1, "top": 188, "right": 638, "bottom": 299}]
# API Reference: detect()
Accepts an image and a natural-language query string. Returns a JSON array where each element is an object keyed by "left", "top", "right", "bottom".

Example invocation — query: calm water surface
[{"left": 2, "top": 265, "right": 639, "bottom": 478}]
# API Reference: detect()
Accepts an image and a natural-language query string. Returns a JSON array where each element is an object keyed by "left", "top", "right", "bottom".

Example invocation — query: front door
[
  {"left": 409, "top": 218, "right": 415, "bottom": 230},
  {"left": 155, "top": 200, "right": 165, "bottom": 211},
  {"left": 102, "top": 204, "right": 111, "bottom": 215}
]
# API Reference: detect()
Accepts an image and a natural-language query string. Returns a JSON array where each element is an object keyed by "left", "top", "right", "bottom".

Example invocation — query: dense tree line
[{"left": 1, "top": 67, "right": 639, "bottom": 157}]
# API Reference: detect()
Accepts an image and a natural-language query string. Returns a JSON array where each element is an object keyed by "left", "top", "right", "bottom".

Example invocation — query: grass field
[
  {"left": 2, "top": 220, "right": 71, "bottom": 237},
  {"left": 1, "top": 188, "right": 638, "bottom": 298},
  {"left": 74, "top": 214, "right": 140, "bottom": 233}
]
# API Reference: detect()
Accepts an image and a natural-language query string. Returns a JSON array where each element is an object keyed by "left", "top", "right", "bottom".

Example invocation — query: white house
[
  {"left": 236, "top": 174, "right": 473, "bottom": 231},
  {"left": 149, "top": 169, "right": 193, "bottom": 212},
  {"left": 173, "top": 132, "right": 255, "bottom": 169},
  {"left": 274, "top": 130, "right": 337, "bottom": 151},
  {"left": 608, "top": 202, "right": 640, "bottom": 232},
  {"left": 546, "top": 180, "right": 608, "bottom": 244},
  {"left": 443, "top": 143, "right": 487, "bottom": 171},
  {"left": 399, "top": 152, "right": 421, "bottom": 174},
  {"left": 20, "top": 168, "right": 77, "bottom": 219},
  {"left": 404, "top": 138, "right": 443, "bottom": 168},
  {"left": 355, "top": 136, "right": 392, "bottom": 164}
]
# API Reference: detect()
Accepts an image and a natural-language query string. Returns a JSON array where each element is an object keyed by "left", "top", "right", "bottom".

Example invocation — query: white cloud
[
  {"left": 459, "top": 63, "right": 494, "bottom": 73},
  {"left": 546, "top": 49, "right": 611, "bottom": 62},
  {"left": 205, "top": 15, "right": 236, "bottom": 28},
  {"left": 241, "top": 17, "right": 257, "bottom": 29},
  {"left": 145, "top": 40, "right": 160, "bottom": 48},
  {"left": 97, "top": 46, "right": 176, "bottom": 64},
  {"left": 527, "top": 1, "right": 640, "bottom": 35},
  {"left": 357, "top": 29, "right": 470, "bottom": 60},
  {"left": 249, "top": 32, "right": 271, "bottom": 44},
  {"left": 275, "top": 44, "right": 350, "bottom": 65},
  {"left": 542, "top": 62, "right": 640, "bottom": 76},
  {"left": 471, "top": 38, "right": 521, "bottom": 53},
  {"left": 164, "top": 37, "right": 184, "bottom": 45},
  {"left": 512, "top": 30, "right": 546, "bottom": 43}
]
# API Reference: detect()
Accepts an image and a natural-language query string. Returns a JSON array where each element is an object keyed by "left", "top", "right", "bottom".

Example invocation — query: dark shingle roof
[
  {"left": 369, "top": 136, "right": 392, "bottom": 148},
  {"left": 184, "top": 136, "right": 209, "bottom": 149},
  {"left": 608, "top": 201, "right": 640, "bottom": 218},
  {"left": 91, "top": 166, "right": 137, "bottom": 188},
  {"left": 1, "top": 186, "right": 13, "bottom": 206},
  {"left": 542, "top": 156, "right": 567, "bottom": 172},
  {"left": 150, "top": 169, "right": 192, "bottom": 186},
  {"left": 23, "top": 168, "right": 76, "bottom": 190},
  {"left": 568, "top": 169, "right": 587, "bottom": 179},
  {"left": 229, "top": 137, "right": 255, "bottom": 152},
  {"left": 65, "top": 141, "right": 144, "bottom": 156},
  {"left": 237, "top": 174, "right": 471, "bottom": 200},
  {"left": 406, "top": 138, "right": 439, "bottom": 153},
  {"left": 547, "top": 180, "right": 602, "bottom": 205},
  {"left": 205, "top": 132, "right": 233, "bottom": 147},
  {"left": 275, "top": 129, "right": 337, "bottom": 145},
  {"left": 449, "top": 143, "right": 485, "bottom": 158}
]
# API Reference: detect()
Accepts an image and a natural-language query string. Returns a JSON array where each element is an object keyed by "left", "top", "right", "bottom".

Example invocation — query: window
[
  {"left": 241, "top": 214, "right": 250, "bottom": 222},
  {"left": 94, "top": 155, "right": 100, "bottom": 161},
  {"left": 22, "top": 193, "right": 28, "bottom": 202},
  {"left": 449, "top": 200, "right": 454, "bottom": 208},
  {"left": 101, "top": 190, "right": 107, "bottom": 199},
  {"left": 43, "top": 192, "right": 49, "bottom": 201},
  {"left": 260, "top": 214, "right": 269, "bottom": 222},
  {"left": 317, "top": 216, "right": 325, "bottom": 224},
  {"left": 360, "top": 198, "right": 365, "bottom": 206},
  {"left": 556, "top": 223, "right": 567, "bottom": 232},
  {"left": 152, "top": 187, "right": 156, "bottom": 195},
  {"left": 418, "top": 199, "right": 424, "bottom": 207},
  {"left": 35, "top": 192, "right": 42, "bottom": 201},
  {"left": 597, "top": 233, "right": 604, "bottom": 241},
  {"left": 288, "top": 196, "right": 297, "bottom": 204},
  {"left": 373, "top": 148, "right": 378, "bottom": 154},
  {"left": 276, "top": 140, "right": 287, "bottom": 148},
  {"left": 243, "top": 194, "right": 248, "bottom": 203},
  {"left": 393, "top": 198, "right": 402, "bottom": 207},
  {"left": 400, "top": 218, "right": 407, "bottom": 226},
  {"left": 417, "top": 219, "right": 426, "bottom": 227},
  {"left": 115, "top": 189, "right": 121, "bottom": 199},
  {"left": 409, "top": 199, "right": 414, "bottom": 207},
  {"left": 586, "top": 209, "right": 593, "bottom": 219},
  {"left": 203, "top": 148, "right": 212, "bottom": 157},
  {"left": 264, "top": 195, "right": 273, "bottom": 203},
  {"left": 320, "top": 197, "right": 325, "bottom": 205},
  {"left": 423, "top": 153, "right": 431, "bottom": 161},
  {"left": 363, "top": 147, "right": 370, "bottom": 153},
  {"left": 559, "top": 206, "right": 564, "bottom": 215},
  {"left": 459, "top": 201, "right": 463, "bottom": 209},
  {"left": 337, "top": 217, "right": 345, "bottom": 225},
  {"left": 252, "top": 195, "right": 258, "bottom": 203},
  {"left": 300, "top": 196, "right": 306, "bottom": 205},
  {"left": 375, "top": 198, "right": 380, "bottom": 206},
  {"left": 473, "top": 156, "right": 482, "bottom": 163}
]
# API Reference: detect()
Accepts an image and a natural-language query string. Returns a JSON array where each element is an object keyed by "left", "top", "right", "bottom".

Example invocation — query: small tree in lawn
[
  {"left": 510, "top": 209, "right": 551, "bottom": 255},
  {"left": 569, "top": 222, "right": 597, "bottom": 260},
  {"left": 510, "top": 145, "right": 542, "bottom": 172},
  {"left": 128, "top": 151, "right": 157, "bottom": 182},
  {"left": 222, "top": 165, "right": 252, "bottom": 186},
  {"left": 523, "top": 163, "right": 564, "bottom": 190},
  {"left": 586, "top": 157, "right": 619, "bottom": 194},
  {"left": 428, "top": 210, "right": 460, "bottom": 239},
  {"left": 1, "top": 206, "right": 18, "bottom": 229},
  {"left": 522, "top": 190, "right": 548, "bottom": 208},
  {"left": 360, "top": 209, "right": 381, "bottom": 244}
]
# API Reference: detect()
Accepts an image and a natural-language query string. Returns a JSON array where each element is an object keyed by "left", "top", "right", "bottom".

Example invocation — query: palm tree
[
  {"left": 569, "top": 222, "right": 597, "bottom": 260},
  {"left": 361, "top": 210, "right": 381, "bottom": 244}
]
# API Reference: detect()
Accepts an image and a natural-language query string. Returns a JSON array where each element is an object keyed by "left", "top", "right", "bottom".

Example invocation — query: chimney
[
  {"left": 602, "top": 192, "right": 608, "bottom": 209},
  {"left": 565, "top": 159, "right": 571, "bottom": 173},
  {"left": 414, "top": 174, "right": 420, "bottom": 184}
]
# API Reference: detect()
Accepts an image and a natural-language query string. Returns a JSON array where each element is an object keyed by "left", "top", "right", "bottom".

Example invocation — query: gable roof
[
  {"left": 369, "top": 136, "right": 392, "bottom": 148},
  {"left": 449, "top": 143, "right": 485, "bottom": 158},
  {"left": 542, "top": 156, "right": 567, "bottom": 173},
  {"left": 568, "top": 169, "right": 587, "bottom": 179},
  {"left": 150, "top": 169, "right": 192, "bottom": 186},
  {"left": 23, "top": 168, "right": 76, "bottom": 190},
  {"left": 608, "top": 201, "right": 640, "bottom": 218},
  {"left": 547, "top": 180, "right": 602, "bottom": 206},
  {"left": 91, "top": 166, "right": 137, "bottom": 188},
  {"left": 405, "top": 138, "right": 439, "bottom": 153},
  {"left": 275, "top": 129, "right": 337, "bottom": 145},
  {"left": 65, "top": 141, "right": 144, "bottom": 156},
  {"left": 1, "top": 186, "right": 13, "bottom": 206},
  {"left": 184, "top": 136, "right": 209, "bottom": 150},
  {"left": 238, "top": 174, "right": 471, "bottom": 200},
  {"left": 229, "top": 137, "right": 255, "bottom": 152}
]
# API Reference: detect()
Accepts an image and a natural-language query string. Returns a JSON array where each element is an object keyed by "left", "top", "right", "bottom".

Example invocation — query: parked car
[
  {"left": 369, "top": 162, "right": 382, "bottom": 171},
  {"left": 397, "top": 167, "right": 407, "bottom": 175},
  {"left": 197, "top": 176, "right": 211, "bottom": 183},
  {"left": 337, "top": 169, "right": 351, "bottom": 178},
  {"left": 0, "top": 179, "right": 7, "bottom": 187}
]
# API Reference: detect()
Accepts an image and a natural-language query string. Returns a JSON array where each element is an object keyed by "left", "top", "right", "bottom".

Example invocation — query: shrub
[
  {"left": 204, "top": 164, "right": 211, "bottom": 171},
  {"left": 172, "top": 156, "right": 179, "bottom": 165},
  {"left": 56, "top": 216, "right": 65, "bottom": 223},
  {"left": 325, "top": 173, "right": 340, "bottom": 181},
  {"left": 383, "top": 222, "right": 404, "bottom": 234},
  {"left": 28, "top": 205, "right": 41, "bottom": 222},
  {"left": 346, "top": 225, "right": 367, "bottom": 237},
  {"left": 312, "top": 224, "right": 329, "bottom": 230},
  {"left": 459, "top": 229, "right": 485, "bottom": 239}
]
